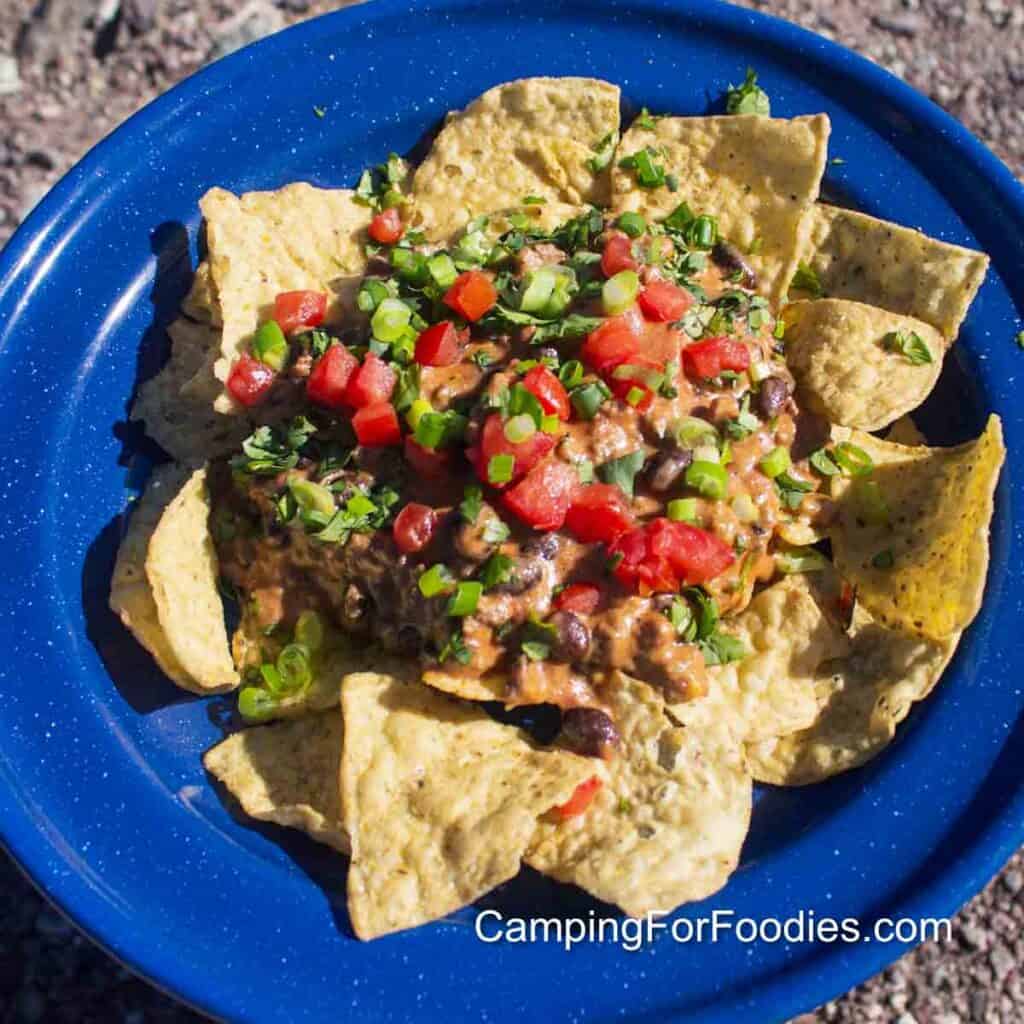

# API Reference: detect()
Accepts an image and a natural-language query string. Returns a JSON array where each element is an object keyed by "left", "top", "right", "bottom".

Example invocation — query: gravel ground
[{"left": 0, "top": 1, "right": 1021, "bottom": 1022}]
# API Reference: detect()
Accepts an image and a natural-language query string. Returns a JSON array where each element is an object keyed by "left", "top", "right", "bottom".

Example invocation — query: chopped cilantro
[
  {"left": 725, "top": 68, "right": 771, "bottom": 117},
  {"left": 521, "top": 640, "right": 550, "bottom": 661},
  {"left": 634, "top": 107, "right": 660, "bottom": 130},
  {"left": 230, "top": 418, "right": 317, "bottom": 475},
  {"left": 790, "top": 261, "right": 824, "bottom": 298},
  {"left": 480, "top": 553, "right": 515, "bottom": 590},
  {"left": 597, "top": 449, "right": 646, "bottom": 498},
  {"left": 314, "top": 486, "right": 399, "bottom": 544},
  {"left": 313, "top": 105, "right": 326, "bottom": 118},
  {"left": 618, "top": 147, "right": 667, "bottom": 189},
  {"left": 1016, "top": 330, "right": 1024, "bottom": 350},
  {"left": 586, "top": 131, "right": 619, "bottom": 174},
  {"left": 884, "top": 329, "right": 933, "bottom": 365},
  {"left": 438, "top": 628, "right": 471, "bottom": 665},
  {"left": 460, "top": 485, "right": 483, "bottom": 524}
]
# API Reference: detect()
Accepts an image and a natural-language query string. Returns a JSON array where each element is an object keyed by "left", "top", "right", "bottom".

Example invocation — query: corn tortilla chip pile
[{"left": 109, "top": 75, "right": 1006, "bottom": 936}]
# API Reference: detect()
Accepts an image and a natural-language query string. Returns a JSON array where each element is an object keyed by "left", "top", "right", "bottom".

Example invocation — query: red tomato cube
[
  {"left": 502, "top": 458, "right": 579, "bottom": 531},
  {"left": 273, "top": 290, "right": 327, "bottom": 335},
  {"left": 443, "top": 271, "right": 498, "bottom": 322},
  {"left": 368, "top": 207, "right": 404, "bottom": 245},
  {"left": 226, "top": 353, "right": 276, "bottom": 407},
  {"left": 564, "top": 483, "right": 635, "bottom": 544},
  {"left": 352, "top": 401, "right": 402, "bottom": 446},
  {"left": 522, "top": 365, "right": 571, "bottom": 420},
  {"left": 414, "top": 321, "right": 462, "bottom": 366},
  {"left": 306, "top": 344, "right": 359, "bottom": 409},
  {"left": 638, "top": 279, "right": 693, "bottom": 322},
  {"left": 343, "top": 352, "right": 396, "bottom": 408}
]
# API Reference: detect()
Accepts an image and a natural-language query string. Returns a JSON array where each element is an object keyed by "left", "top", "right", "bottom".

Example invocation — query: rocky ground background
[{"left": 0, "top": 1, "right": 1021, "bottom": 1021}]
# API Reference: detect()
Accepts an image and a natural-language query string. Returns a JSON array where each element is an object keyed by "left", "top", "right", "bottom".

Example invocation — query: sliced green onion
[
  {"left": 685, "top": 460, "right": 729, "bottom": 500},
  {"left": 688, "top": 215, "right": 718, "bottom": 249},
  {"left": 252, "top": 320, "right": 288, "bottom": 372},
  {"left": 776, "top": 547, "right": 830, "bottom": 574},
  {"left": 405, "top": 397, "right": 432, "bottom": 429},
  {"left": 676, "top": 416, "right": 718, "bottom": 448},
  {"left": 418, "top": 563, "right": 456, "bottom": 598},
  {"left": 748, "top": 358, "right": 771, "bottom": 383},
  {"left": 834, "top": 442, "right": 874, "bottom": 477},
  {"left": 452, "top": 229, "right": 490, "bottom": 268},
  {"left": 759, "top": 446, "right": 791, "bottom": 479},
  {"left": 667, "top": 498, "right": 699, "bottom": 523},
  {"left": 238, "top": 686, "right": 277, "bottom": 722},
  {"left": 504, "top": 414, "right": 537, "bottom": 444},
  {"left": 427, "top": 252, "right": 458, "bottom": 289},
  {"left": 293, "top": 610, "right": 324, "bottom": 652},
  {"left": 390, "top": 246, "right": 429, "bottom": 285},
  {"left": 288, "top": 477, "right": 336, "bottom": 517},
  {"left": 487, "top": 454, "right": 515, "bottom": 484},
  {"left": 520, "top": 268, "right": 558, "bottom": 313},
  {"left": 571, "top": 381, "right": 609, "bottom": 420},
  {"left": 731, "top": 492, "right": 759, "bottom": 523},
  {"left": 357, "top": 277, "right": 392, "bottom": 314},
  {"left": 541, "top": 414, "right": 560, "bottom": 434},
  {"left": 558, "top": 360, "right": 584, "bottom": 388},
  {"left": 611, "top": 363, "right": 665, "bottom": 390},
  {"left": 446, "top": 581, "right": 483, "bottom": 617},
  {"left": 625, "top": 386, "right": 646, "bottom": 407},
  {"left": 616, "top": 212, "right": 647, "bottom": 238},
  {"left": 602, "top": 269, "right": 641, "bottom": 315},
  {"left": 371, "top": 297, "right": 412, "bottom": 343},
  {"left": 809, "top": 447, "right": 841, "bottom": 477},
  {"left": 276, "top": 643, "right": 312, "bottom": 695}
]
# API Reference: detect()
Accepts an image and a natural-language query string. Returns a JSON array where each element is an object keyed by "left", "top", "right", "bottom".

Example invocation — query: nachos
[{"left": 115, "top": 75, "right": 1004, "bottom": 937}]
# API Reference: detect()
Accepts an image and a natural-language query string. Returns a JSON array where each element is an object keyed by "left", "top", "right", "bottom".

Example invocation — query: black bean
[
  {"left": 522, "top": 532, "right": 561, "bottom": 561},
  {"left": 396, "top": 625, "right": 423, "bottom": 655},
  {"left": 549, "top": 611, "right": 590, "bottom": 662},
  {"left": 711, "top": 240, "right": 757, "bottom": 288},
  {"left": 341, "top": 583, "right": 368, "bottom": 628},
  {"left": 648, "top": 449, "right": 693, "bottom": 492},
  {"left": 560, "top": 707, "right": 620, "bottom": 758},
  {"left": 757, "top": 376, "right": 791, "bottom": 419}
]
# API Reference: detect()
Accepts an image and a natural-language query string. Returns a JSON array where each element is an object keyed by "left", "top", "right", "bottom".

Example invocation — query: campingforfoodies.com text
[{"left": 474, "top": 909, "right": 951, "bottom": 951}]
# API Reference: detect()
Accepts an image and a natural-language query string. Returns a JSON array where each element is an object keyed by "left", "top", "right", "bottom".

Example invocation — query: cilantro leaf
[
  {"left": 725, "top": 68, "right": 771, "bottom": 117},
  {"left": 790, "top": 261, "right": 824, "bottom": 298},
  {"left": 597, "top": 449, "right": 647, "bottom": 497},
  {"left": 586, "top": 131, "right": 619, "bottom": 174},
  {"left": 883, "top": 329, "right": 933, "bottom": 365}
]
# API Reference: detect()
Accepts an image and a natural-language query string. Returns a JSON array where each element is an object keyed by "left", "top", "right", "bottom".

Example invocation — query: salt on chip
[
  {"left": 109, "top": 464, "right": 196, "bottom": 689},
  {"left": 527, "top": 673, "right": 751, "bottom": 918},
  {"left": 746, "top": 608, "right": 959, "bottom": 785},
  {"left": 340, "top": 672, "right": 591, "bottom": 940},
  {"left": 829, "top": 416, "right": 1004, "bottom": 640},
  {"left": 197, "top": 183, "right": 371, "bottom": 412},
  {"left": 791, "top": 204, "right": 989, "bottom": 340},
  {"left": 695, "top": 574, "right": 852, "bottom": 743},
  {"left": 409, "top": 77, "right": 620, "bottom": 239},
  {"left": 782, "top": 299, "right": 944, "bottom": 431},
  {"left": 144, "top": 467, "right": 239, "bottom": 692},
  {"left": 204, "top": 711, "right": 348, "bottom": 853},
  {"left": 611, "top": 114, "right": 830, "bottom": 304}
]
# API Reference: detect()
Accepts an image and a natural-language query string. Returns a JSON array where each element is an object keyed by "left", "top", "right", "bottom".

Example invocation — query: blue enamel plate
[{"left": 1, "top": 1, "right": 1022, "bottom": 1021}]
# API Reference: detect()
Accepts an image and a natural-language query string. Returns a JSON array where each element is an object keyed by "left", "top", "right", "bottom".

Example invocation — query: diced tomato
[
  {"left": 352, "top": 402, "right": 402, "bottom": 446},
  {"left": 553, "top": 776, "right": 603, "bottom": 820},
  {"left": 606, "top": 355, "right": 663, "bottom": 413},
  {"left": 522, "top": 365, "right": 571, "bottom": 420},
  {"left": 581, "top": 317, "right": 641, "bottom": 374},
  {"left": 475, "top": 413, "right": 557, "bottom": 487},
  {"left": 393, "top": 503, "right": 437, "bottom": 554},
  {"left": 564, "top": 483, "right": 635, "bottom": 545},
  {"left": 404, "top": 435, "right": 452, "bottom": 478},
  {"left": 343, "top": 352, "right": 396, "bottom": 408},
  {"left": 502, "top": 458, "right": 579, "bottom": 531},
  {"left": 553, "top": 582, "right": 603, "bottom": 615},
  {"left": 601, "top": 233, "right": 637, "bottom": 277},
  {"left": 226, "top": 353, "right": 276, "bottom": 407},
  {"left": 609, "top": 518, "right": 735, "bottom": 594},
  {"left": 368, "top": 207, "right": 404, "bottom": 245},
  {"left": 306, "top": 343, "right": 358, "bottom": 409},
  {"left": 443, "top": 270, "right": 497, "bottom": 322},
  {"left": 638, "top": 279, "right": 693, "bottom": 322},
  {"left": 682, "top": 336, "right": 751, "bottom": 379},
  {"left": 414, "top": 320, "right": 462, "bottom": 366},
  {"left": 273, "top": 290, "right": 327, "bottom": 335}
]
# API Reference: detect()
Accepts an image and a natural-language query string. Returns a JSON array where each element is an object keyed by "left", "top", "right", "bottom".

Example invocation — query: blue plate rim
[{"left": 1, "top": 1, "right": 1022, "bottom": 1021}]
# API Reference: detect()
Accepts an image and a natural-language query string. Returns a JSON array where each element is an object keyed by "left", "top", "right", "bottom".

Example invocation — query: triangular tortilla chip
[
  {"left": 691, "top": 574, "right": 851, "bottom": 743},
  {"left": 409, "top": 77, "right": 620, "bottom": 238},
  {"left": 527, "top": 673, "right": 751, "bottom": 918},
  {"left": 197, "top": 183, "right": 371, "bottom": 412},
  {"left": 829, "top": 416, "right": 1004, "bottom": 640},
  {"left": 340, "top": 672, "right": 590, "bottom": 939},
  {"left": 611, "top": 113, "right": 830, "bottom": 304},
  {"left": 791, "top": 204, "right": 988, "bottom": 339},
  {"left": 782, "top": 299, "right": 944, "bottom": 431},
  {"left": 204, "top": 711, "right": 348, "bottom": 853},
  {"left": 109, "top": 464, "right": 196, "bottom": 688},
  {"left": 746, "top": 608, "right": 959, "bottom": 785},
  {"left": 144, "top": 467, "right": 239, "bottom": 692}
]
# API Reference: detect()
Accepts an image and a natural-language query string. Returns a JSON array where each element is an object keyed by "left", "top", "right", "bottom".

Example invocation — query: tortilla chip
[
  {"left": 409, "top": 77, "right": 620, "bottom": 238},
  {"left": 197, "top": 183, "right": 371, "bottom": 412},
  {"left": 611, "top": 114, "right": 830, "bottom": 304},
  {"left": 145, "top": 467, "right": 239, "bottom": 692},
  {"left": 829, "top": 416, "right": 1004, "bottom": 640},
  {"left": 746, "top": 608, "right": 959, "bottom": 784},
  {"left": 885, "top": 415, "right": 926, "bottom": 446},
  {"left": 694, "top": 574, "right": 852, "bottom": 743},
  {"left": 340, "top": 672, "right": 590, "bottom": 939},
  {"left": 204, "top": 711, "right": 348, "bottom": 853},
  {"left": 782, "top": 299, "right": 944, "bottom": 431},
  {"left": 181, "top": 261, "right": 220, "bottom": 326},
  {"left": 109, "top": 464, "right": 197, "bottom": 688},
  {"left": 791, "top": 204, "right": 989, "bottom": 339},
  {"left": 420, "top": 666, "right": 506, "bottom": 703},
  {"left": 527, "top": 673, "right": 751, "bottom": 918}
]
